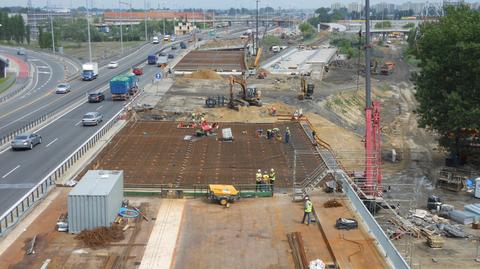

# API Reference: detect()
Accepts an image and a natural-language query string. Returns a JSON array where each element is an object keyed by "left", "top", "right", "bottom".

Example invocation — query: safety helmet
[
  {"left": 258, "top": 169, "right": 261, "bottom": 172},
  {"left": 271, "top": 168, "right": 275, "bottom": 172},
  {"left": 304, "top": 196, "right": 309, "bottom": 200}
]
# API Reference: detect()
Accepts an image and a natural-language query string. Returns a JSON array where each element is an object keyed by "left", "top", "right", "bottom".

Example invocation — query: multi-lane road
[{"left": 0, "top": 27, "right": 248, "bottom": 218}]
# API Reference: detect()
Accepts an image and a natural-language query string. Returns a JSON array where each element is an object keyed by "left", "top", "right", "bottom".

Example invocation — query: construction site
[{"left": 1, "top": 17, "right": 480, "bottom": 269}]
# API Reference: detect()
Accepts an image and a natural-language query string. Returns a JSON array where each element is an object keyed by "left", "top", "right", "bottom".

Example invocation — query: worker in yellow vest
[
  {"left": 269, "top": 168, "right": 276, "bottom": 192},
  {"left": 262, "top": 171, "right": 270, "bottom": 192},
  {"left": 302, "top": 196, "right": 313, "bottom": 225},
  {"left": 255, "top": 169, "right": 263, "bottom": 192}
]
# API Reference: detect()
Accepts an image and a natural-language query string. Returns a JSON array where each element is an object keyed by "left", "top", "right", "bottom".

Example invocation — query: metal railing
[
  {"left": 124, "top": 183, "right": 274, "bottom": 198},
  {"left": 0, "top": 101, "right": 132, "bottom": 235},
  {"left": 339, "top": 173, "right": 410, "bottom": 269},
  {"left": 0, "top": 111, "right": 56, "bottom": 146}
]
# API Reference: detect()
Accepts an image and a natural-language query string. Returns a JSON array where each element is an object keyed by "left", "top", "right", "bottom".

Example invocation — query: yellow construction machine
[
  {"left": 208, "top": 184, "right": 240, "bottom": 207},
  {"left": 298, "top": 75, "right": 314, "bottom": 100},
  {"left": 228, "top": 75, "right": 262, "bottom": 110}
]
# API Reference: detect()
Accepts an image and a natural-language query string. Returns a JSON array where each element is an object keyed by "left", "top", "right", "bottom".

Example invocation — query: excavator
[
  {"left": 228, "top": 76, "right": 262, "bottom": 110},
  {"left": 297, "top": 75, "right": 314, "bottom": 100}
]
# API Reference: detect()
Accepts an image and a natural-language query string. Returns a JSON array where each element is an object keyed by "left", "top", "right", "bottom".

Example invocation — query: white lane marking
[
  {"left": 75, "top": 120, "right": 82, "bottom": 126},
  {"left": 96, "top": 105, "right": 104, "bottom": 111},
  {"left": 38, "top": 71, "right": 51, "bottom": 74},
  {"left": 2, "top": 165, "right": 21, "bottom": 179},
  {"left": 36, "top": 66, "right": 50, "bottom": 68},
  {"left": 45, "top": 138, "right": 58, "bottom": 147}
]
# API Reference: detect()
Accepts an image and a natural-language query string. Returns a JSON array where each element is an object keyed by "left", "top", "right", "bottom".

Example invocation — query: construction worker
[
  {"left": 191, "top": 112, "right": 196, "bottom": 122},
  {"left": 269, "top": 168, "right": 276, "bottom": 192},
  {"left": 302, "top": 196, "right": 313, "bottom": 225},
  {"left": 262, "top": 171, "right": 270, "bottom": 192},
  {"left": 271, "top": 107, "right": 277, "bottom": 116},
  {"left": 256, "top": 169, "right": 263, "bottom": 192},
  {"left": 285, "top": 127, "right": 291, "bottom": 144},
  {"left": 266, "top": 129, "right": 272, "bottom": 140}
]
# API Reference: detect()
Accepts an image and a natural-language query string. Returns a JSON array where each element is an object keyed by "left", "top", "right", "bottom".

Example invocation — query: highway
[
  {"left": 0, "top": 47, "right": 68, "bottom": 137},
  {"left": 0, "top": 27, "right": 248, "bottom": 218}
]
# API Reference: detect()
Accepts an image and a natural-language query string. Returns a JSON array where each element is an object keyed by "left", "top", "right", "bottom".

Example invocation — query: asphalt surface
[
  {"left": 0, "top": 27, "right": 248, "bottom": 218},
  {"left": 0, "top": 47, "right": 67, "bottom": 137}
]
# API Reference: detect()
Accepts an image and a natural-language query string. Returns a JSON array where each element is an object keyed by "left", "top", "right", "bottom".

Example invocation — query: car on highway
[
  {"left": 168, "top": 54, "right": 175, "bottom": 59},
  {"left": 88, "top": 92, "right": 105, "bottom": 103},
  {"left": 107, "top": 61, "right": 119, "bottom": 69},
  {"left": 17, "top": 48, "right": 26, "bottom": 55},
  {"left": 11, "top": 133, "right": 42, "bottom": 150},
  {"left": 82, "top": 112, "right": 103, "bottom": 126},
  {"left": 56, "top": 83, "right": 71, "bottom": 94},
  {"left": 133, "top": 67, "right": 143, "bottom": 75},
  {"left": 159, "top": 52, "right": 167, "bottom": 57},
  {"left": 171, "top": 44, "right": 177, "bottom": 50}
]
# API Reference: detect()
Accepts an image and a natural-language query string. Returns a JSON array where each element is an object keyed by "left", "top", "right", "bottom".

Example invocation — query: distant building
[
  {"left": 174, "top": 21, "right": 197, "bottom": 36},
  {"left": 373, "top": 2, "right": 396, "bottom": 14},
  {"left": 331, "top": 2, "right": 344, "bottom": 11},
  {"left": 443, "top": 0, "right": 466, "bottom": 7},
  {"left": 399, "top": 2, "right": 426, "bottom": 15},
  {"left": 103, "top": 11, "right": 212, "bottom": 24},
  {"left": 347, "top": 2, "right": 364, "bottom": 13}
]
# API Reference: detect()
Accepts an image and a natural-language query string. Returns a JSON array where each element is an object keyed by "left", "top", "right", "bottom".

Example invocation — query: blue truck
[
  {"left": 110, "top": 73, "right": 138, "bottom": 101},
  {"left": 147, "top": 54, "right": 158, "bottom": 65},
  {"left": 81, "top": 62, "right": 99, "bottom": 81}
]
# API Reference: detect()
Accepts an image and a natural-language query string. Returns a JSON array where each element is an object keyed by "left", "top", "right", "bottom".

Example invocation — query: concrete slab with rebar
[{"left": 79, "top": 121, "right": 321, "bottom": 189}]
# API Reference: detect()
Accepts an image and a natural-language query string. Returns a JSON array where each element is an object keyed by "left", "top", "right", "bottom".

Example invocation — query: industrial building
[{"left": 67, "top": 170, "right": 124, "bottom": 234}]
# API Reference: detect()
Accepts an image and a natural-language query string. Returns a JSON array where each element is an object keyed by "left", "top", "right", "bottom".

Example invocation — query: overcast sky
[{"left": 0, "top": 0, "right": 459, "bottom": 9}]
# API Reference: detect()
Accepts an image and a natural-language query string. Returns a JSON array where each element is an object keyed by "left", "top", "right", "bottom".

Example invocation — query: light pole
[
  {"left": 119, "top": 0, "right": 124, "bottom": 54},
  {"left": 86, "top": 0, "right": 92, "bottom": 62},
  {"left": 144, "top": 0, "right": 148, "bottom": 41},
  {"left": 48, "top": 0, "right": 55, "bottom": 53}
]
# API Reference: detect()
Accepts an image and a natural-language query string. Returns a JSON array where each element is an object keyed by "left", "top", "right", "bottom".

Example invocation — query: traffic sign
[{"left": 154, "top": 72, "right": 162, "bottom": 81}]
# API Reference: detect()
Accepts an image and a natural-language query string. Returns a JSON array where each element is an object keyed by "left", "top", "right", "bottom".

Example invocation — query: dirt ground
[
  {"left": 145, "top": 38, "right": 480, "bottom": 268},
  {"left": 0, "top": 189, "right": 161, "bottom": 269},
  {"left": 172, "top": 194, "right": 335, "bottom": 269}
]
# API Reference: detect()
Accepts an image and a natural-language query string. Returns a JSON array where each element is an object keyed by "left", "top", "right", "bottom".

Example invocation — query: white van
[
  {"left": 271, "top": 46, "right": 280, "bottom": 53},
  {"left": 152, "top": 36, "right": 159, "bottom": 44}
]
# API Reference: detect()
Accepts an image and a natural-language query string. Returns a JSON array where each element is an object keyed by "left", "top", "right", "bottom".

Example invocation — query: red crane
[{"left": 363, "top": 0, "right": 382, "bottom": 197}]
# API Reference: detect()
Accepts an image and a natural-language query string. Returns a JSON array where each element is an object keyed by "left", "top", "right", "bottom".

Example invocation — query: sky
[{"left": 0, "top": 0, "right": 466, "bottom": 9}]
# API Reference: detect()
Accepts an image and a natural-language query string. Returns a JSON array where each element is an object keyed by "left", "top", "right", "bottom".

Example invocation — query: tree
[
  {"left": 374, "top": 21, "right": 392, "bottom": 29},
  {"left": 402, "top": 22, "right": 415, "bottom": 29},
  {"left": 26, "top": 25, "right": 31, "bottom": 44},
  {"left": 299, "top": 22, "right": 316, "bottom": 40},
  {"left": 262, "top": 35, "right": 281, "bottom": 49},
  {"left": 413, "top": 5, "right": 480, "bottom": 160}
]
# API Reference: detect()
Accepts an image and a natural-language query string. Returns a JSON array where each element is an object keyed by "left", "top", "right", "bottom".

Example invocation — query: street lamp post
[
  {"left": 119, "top": 0, "right": 124, "bottom": 54},
  {"left": 144, "top": 0, "right": 148, "bottom": 41},
  {"left": 86, "top": 0, "right": 92, "bottom": 62},
  {"left": 48, "top": 0, "right": 55, "bottom": 54}
]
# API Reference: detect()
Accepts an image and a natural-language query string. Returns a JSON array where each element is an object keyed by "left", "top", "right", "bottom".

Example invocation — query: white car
[
  {"left": 107, "top": 61, "right": 119, "bottom": 69},
  {"left": 56, "top": 83, "right": 71, "bottom": 94}
]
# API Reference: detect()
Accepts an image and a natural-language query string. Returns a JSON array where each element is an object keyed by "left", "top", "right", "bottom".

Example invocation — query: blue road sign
[{"left": 155, "top": 72, "right": 162, "bottom": 80}]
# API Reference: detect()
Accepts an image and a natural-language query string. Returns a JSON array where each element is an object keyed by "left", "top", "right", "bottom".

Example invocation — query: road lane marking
[
  {"left": 2, "top": 165, "right": 20, "bottom": 179},
  {"left": 36, "top": 66, "right": 49, "bottom": 68},
  {"left": 38, "top": 71, "right": 51, "bottom": 74},
  {"left": 96, "top": 105, "right": 104, "bottom": 111},
  {"left": 45, "top": 138, "right": 58, "bottom": 147},
  {"left": 75, "top": 120, "right": 82, "bottom": 126}
]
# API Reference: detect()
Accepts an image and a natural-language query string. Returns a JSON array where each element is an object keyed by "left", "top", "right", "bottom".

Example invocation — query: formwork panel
[{"left": 83, "top": 121, "right": 321, "bottom": 188}]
